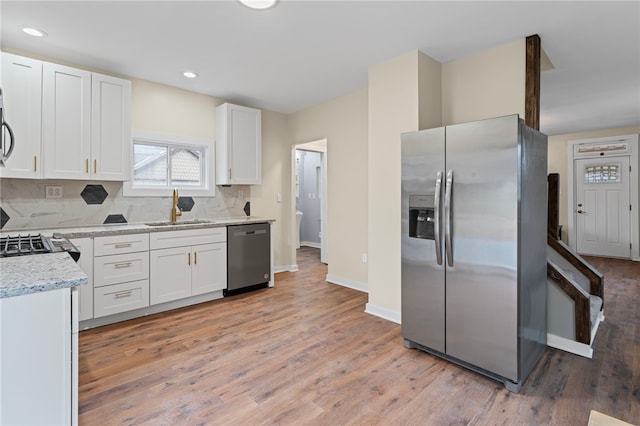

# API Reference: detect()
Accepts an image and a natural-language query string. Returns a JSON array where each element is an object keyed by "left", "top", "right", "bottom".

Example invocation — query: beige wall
[
  {"left": 367, "top": 51, "right": 435, "bottom": 318},
  {"left": 288, "top": 89, "right": 369, "bottom": 285},
  {"left": 442, "top": 39, "right": 526, "bottom": 125},
  {"left": 131, "top": 78, "right": 221, "bottom": 139},
  {"left": 419, "top": 52, "right": 443, "bottom": 130},
  {"left": 364, "top": 41, "right": 526, "bottom": 320},
  {"left": 547, "top": 125, "right": 640, "bottom": 240},
  {"left": 249, "top": 110, "right": 291, "bottom": 270}
]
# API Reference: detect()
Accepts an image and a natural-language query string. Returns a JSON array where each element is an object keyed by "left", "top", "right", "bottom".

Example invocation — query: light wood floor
[{"left": 79, "top": 248, "right": 640, "bottom": 425}]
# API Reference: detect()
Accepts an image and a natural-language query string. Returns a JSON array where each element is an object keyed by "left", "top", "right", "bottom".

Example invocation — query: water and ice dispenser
[{"left": 408, "top": 195, "right": 435, "bottom": 240}]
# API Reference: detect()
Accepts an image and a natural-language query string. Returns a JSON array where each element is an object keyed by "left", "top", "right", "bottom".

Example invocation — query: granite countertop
[
  {"left": 0, "top": 252, "right": 88, "bottom": 298},
  {"left": 0, "top": 216, "right": 272, "bottom": 298},
  {"left": 0, "top": 216, "right": 275, "bottom": 239}
]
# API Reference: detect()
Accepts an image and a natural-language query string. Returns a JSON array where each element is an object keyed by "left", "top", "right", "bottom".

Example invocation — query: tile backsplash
[{"left": 0, "top": 179, "right": 248, "bottom": 231}]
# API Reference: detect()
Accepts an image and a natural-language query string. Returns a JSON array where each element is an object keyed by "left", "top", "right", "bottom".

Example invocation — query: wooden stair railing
[
  {"left": 546, "top": 173, "right": 605, "bottom": 347},
  {"left": 547, "top": 260, "right": 591, "bottom": 344},
  {"left": 547, "top": 235, "right": 604, "bottom": 305}
]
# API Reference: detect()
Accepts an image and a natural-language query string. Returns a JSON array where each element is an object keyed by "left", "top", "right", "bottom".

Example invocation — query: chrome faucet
[{"left": 171, "top": 188, "right": 182, "bottom": 222}]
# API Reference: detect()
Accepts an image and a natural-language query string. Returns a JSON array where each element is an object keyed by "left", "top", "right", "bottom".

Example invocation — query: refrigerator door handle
[
  {"left": 434, "top": 171, "right": 443, "bottom": 265},
  {"left": 444, "top": 170, "right": 454, "bottom": 267}
]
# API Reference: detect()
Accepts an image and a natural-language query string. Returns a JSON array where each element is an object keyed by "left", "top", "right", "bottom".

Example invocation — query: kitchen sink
[{"left": 145, "top": 219, "right": 214, "bottom": 227}]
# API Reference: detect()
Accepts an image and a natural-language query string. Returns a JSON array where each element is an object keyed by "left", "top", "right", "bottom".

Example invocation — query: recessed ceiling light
[
  {"left": 183, "top": 71, "right": 198, "bottom": 79},
  {"left": 22, "top": 27, "right": 47, "bottom": 37},
  {"left": 238, "top": 0, "right": 278, "bottom": 10}
]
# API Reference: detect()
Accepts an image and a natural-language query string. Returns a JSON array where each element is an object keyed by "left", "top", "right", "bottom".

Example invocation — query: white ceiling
[{"left": 1, "top": 1, "right": 639, "bottom": 136}]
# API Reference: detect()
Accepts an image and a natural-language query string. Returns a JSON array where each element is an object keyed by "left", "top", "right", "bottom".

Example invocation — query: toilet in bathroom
[{"left": 295, "top": 210, "right": 303, "bottom": 249}]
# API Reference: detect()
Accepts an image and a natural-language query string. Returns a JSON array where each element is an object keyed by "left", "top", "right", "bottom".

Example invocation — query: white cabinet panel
[
  {"left": 192, "top": 243, "right": 227, "bottom": 295},
  {"left": 91, "top": 73, "right": 131, "bottom": 181},
  {"left": 94, "top": 279, "right": 150, "bottom": 318},
  {"left": 149, "top": 227, "right": 225, "bottom": 250},
  {"left": 43, "top": 62, "right": 92, "bottom": 179},
  {"left": 94, "top": 233, "right": 149, "bottom": 256},
  {"left": 0, "top": 288, "right": 72, "bottom": 425},
  {"left": 0, "top": 53, "right": 43, "bottom": 178},
  {"left": 215, "top": 103, "right": 261, "bottom": 185},
  {"left": 150, "top": 246, "right": 192, "bottom": 304},
  {"left": 70, "top": 237, "right": 94, "bottom": 321},
  {"left": 94, "top": 251, "right": 149, "bottom": 287}
]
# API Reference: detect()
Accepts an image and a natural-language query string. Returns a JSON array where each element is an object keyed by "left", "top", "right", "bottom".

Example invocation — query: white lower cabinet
[
  {"left": 70, "top": 237, "right": 94, "bottom": 321},
  {"left": 150, "top": 228, "right": 227, "bottom": 305},
  {"left": 93, "top": 233, "right": 150, "bottom": 318},
  {"left": 191, "top": 243, "right": 227, "bottom": 296},
  {"left": 94, "top": 280, "right": 150, "bottom": 317},
  {"left": 0, "top": 288, "right": 73, "bottom": 425}
]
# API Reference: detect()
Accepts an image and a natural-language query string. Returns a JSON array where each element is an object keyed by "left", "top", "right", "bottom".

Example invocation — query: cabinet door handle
[
  {"left": 114, "top": 261, "right": 133, "bottom": 268},
  {"left": 94, "top": 159, "right": 97, "bottom": 174},
  {"left": 114, "top": 243, "right": 132, "bottom": 249},
  {"left": 114, "top": 290, "right": 133, "bottom": 298},
  {"left": 188, "top": 252, "right": 191, "bottom": 266},
  {"left": 194, "top": 252, "right": 197, "bottom": 265},
  {"left": 34, "top": 156, "right": 37, "bottom": 172},
  {"left": 85, "top": 159, "right": 89, "bottom": 173}
]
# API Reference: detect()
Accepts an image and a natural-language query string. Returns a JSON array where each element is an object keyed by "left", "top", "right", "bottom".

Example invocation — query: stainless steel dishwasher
[{"left": 225, "top": 222, "right": 271, "bottom": 296}]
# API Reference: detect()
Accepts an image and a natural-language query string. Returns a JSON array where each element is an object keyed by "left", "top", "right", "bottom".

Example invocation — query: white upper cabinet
[
  {"left": 43, "top": 64, "right": 131, "bottom": 180},
  {"left": 43, "top": 62, "right": 92, "bottom": 179},
  {"left": 215, "top": 102, "right": 262, "bottom": 185},
  {"left": 0, "top": 53, "right": 43, "bottom": 178},
  {"left": 0, "top": 53, "right": 131, "bottom": 181},
  {"left": 91, "top": 73, "right": 131, "bottom": 181}
]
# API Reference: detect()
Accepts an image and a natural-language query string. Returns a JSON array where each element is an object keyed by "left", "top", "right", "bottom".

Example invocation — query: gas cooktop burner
[{"left": 0, "top": 234, "right": 52, "bottom": 257}]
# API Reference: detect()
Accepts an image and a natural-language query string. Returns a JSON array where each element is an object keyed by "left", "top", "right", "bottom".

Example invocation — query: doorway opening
[
  {"left": 292, "top": 139, "right": 327, "bottom": 268},
  {"left": 567, "top": 134, "right": 639, "bottom": 260}
]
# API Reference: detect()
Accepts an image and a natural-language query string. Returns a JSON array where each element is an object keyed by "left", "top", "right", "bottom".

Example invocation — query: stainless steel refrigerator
[{"left": 401, "top": 114, "right": 547, "bottom": 392}]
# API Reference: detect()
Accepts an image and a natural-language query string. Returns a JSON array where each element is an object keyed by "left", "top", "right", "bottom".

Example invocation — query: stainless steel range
[{"left": 0, "top": 233, "right": 81, "bottom": 261}]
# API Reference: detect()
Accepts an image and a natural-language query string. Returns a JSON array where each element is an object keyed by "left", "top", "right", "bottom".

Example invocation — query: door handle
[
  {"left": 434, "top": 171, "right": 443, "bottom": 266},
  {"left": 444, "top": 170, "right": 454, "bottom": 267},
  {"left": 577, "top": 210, "right": 588, "bottom": 214}
]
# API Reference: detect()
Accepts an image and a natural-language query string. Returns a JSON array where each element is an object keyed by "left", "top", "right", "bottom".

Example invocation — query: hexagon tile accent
[
  {"left": 0, "top": 208, "right": 9, "bottom": 229},
  {"left": 243, "top": 202, "right": 251, "bottom": 216},
  {"left": 103, "top": 214, "right": 127, "bottom": 224},
  {"left": 177, "top": 196, "right": 195, "bottom": 212},
  {"left": 80, "top": 185, "right": 108, "bottom": 205}
]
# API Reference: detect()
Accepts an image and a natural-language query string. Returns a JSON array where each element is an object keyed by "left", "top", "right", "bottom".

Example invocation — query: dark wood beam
[{"left": 526, "top": 34, "right": 541, "bottom": 130}]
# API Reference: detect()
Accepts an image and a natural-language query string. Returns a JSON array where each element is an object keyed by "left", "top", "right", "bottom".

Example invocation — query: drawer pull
[
  {"left": 114, "top": 262, "right": 133, "bottom": 268},
  {"left": 114, "top": 243, "right": 133, "bottom": 249},
  {"left": 114, "top": 290, "right": 133, "bottom": 298}
]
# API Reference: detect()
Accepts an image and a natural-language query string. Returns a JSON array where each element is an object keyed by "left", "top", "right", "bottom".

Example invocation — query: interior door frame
[
  {"left": 566, "top": 134, "right": 639, "bottom": 260},
  {"left": 291, "top": 139, "right": 328, "bottom": 265}
]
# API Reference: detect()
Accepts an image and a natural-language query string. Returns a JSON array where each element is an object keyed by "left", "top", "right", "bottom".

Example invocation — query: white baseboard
[
  {"left": 546, "top": 310, "right": 604, "bottom": 359},
  {"left": 364, "top": 303, "right": 401, "bottom": 324},
  {"left": 547, "top": 333, "right": 593, "bottom": 358},
  {"left": 274, "top": 265, "right": 298, "bottom": 273},
  {"left": 325, "top": 274, "right": 368, "bottom": 293},
  {"left": 300, "top": 241, "right": 321, "bottom": 249}
]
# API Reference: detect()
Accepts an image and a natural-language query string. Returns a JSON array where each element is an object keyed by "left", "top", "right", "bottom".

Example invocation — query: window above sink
[{"left": 123, "top": 131, "right": 215, "bottom": 197}]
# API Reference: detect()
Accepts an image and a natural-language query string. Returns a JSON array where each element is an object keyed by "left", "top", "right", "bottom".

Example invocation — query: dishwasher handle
[{"left": 234, "top": 229, "right": 268, "bottom": 237}]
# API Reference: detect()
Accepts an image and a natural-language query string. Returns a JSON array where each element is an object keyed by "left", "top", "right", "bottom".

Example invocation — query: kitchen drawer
[
  {"left": 94, "top": 280, "right": 149, "bottom": 318},
  {"left": 94, "top": 233, "right": 149, "bottom": 256},
  {"left": 150, "top": 227, "right": 226, "bottom": 250},
  {"left": 94, "top": 251, "right": 149, "bottom": 287}
]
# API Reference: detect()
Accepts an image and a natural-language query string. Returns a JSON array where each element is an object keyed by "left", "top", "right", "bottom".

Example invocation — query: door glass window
[{"left": 583, "top": 163, "right": 621, "bottom": 184}]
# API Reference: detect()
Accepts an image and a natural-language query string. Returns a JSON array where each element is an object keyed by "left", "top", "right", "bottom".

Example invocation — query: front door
[{"left": 575, "top": 156, "right": 631, "bottom": 258}]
